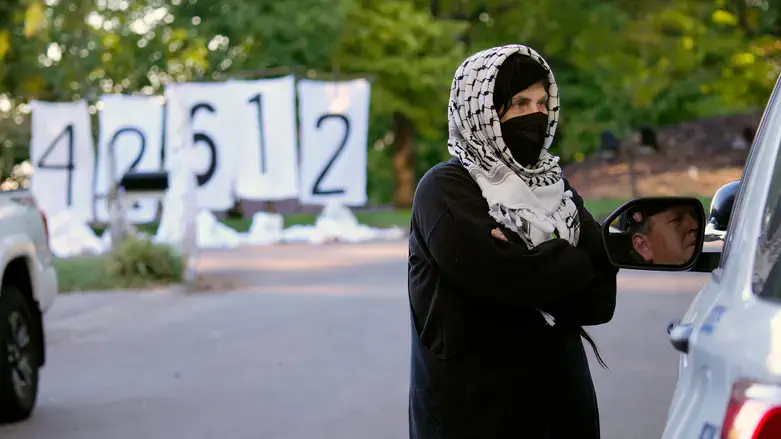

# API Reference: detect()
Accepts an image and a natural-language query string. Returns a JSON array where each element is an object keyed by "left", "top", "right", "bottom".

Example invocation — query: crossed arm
[{"left": 422, "top": 177, "right": 618, "bottom": 326}]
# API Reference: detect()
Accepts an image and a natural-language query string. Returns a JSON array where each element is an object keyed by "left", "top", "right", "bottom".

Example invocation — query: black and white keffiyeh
[{"left": 448, "top": 44, "right": 581, "bottom": 249}]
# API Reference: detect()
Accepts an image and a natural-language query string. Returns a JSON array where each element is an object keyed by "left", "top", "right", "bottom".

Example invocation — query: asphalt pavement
[{"left": 0, "top": 240, "right": 709, "bottom": 439}]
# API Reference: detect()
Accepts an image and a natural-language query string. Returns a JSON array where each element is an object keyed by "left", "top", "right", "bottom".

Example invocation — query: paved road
[{"left": 0, "top": 241, "right": 708, "bottom": 439}]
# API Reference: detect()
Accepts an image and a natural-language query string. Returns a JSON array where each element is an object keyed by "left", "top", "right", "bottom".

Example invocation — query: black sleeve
[
  {"left": 417, "top": 168, "right": 597, "bottom": 310},
  {"left": 541, "top": 182, "right": 619, "bottom": 326}
]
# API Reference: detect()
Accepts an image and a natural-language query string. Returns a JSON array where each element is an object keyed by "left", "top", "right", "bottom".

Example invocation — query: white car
[
  {"left": 601, "top": 71, "right": 781, "bottom": 439},
  {"left": 0, "top": 190, "right": 58, "bottom": 423}
]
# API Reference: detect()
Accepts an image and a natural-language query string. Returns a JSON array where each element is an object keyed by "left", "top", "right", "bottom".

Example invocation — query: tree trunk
[
  {"left": 627, "top": 148, "right": 639, "bottom": 198},
  {"left": 392, "top": 112, "right": 416, "bottom": 208},
  {"left": 621, "top": 136, "right": 640, "bottom": 199},
  {"left": 429, "top": 0, "right": 440, "bottom": 17}
]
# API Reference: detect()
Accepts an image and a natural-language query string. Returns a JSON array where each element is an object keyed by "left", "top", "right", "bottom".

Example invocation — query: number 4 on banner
[
  {"left": 36, "top": 124, "right": 75, "bottom": 205},
  {"left": 29, "top": 100, "right": 96, "bottom": 222},
  {"left": 297, "top": 79, "right": 370, "bottom": 206}
]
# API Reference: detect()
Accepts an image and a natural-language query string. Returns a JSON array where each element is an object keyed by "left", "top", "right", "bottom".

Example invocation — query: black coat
[{"left": 407, "top": 159, "right": 618, "bottom": 439}]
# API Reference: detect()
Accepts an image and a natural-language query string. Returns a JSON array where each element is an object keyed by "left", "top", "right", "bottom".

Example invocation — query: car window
[
  {"left": 719, "top": 126, "right": 767, "bottom": 269},
  {"left": 753, "top": 134, "right": 781, "bottom": 300},
  {"left": 718, "top": 158, "right": 753, "bottom": 269},
  {"left": 722, "top": 78, "right": 781, "bottom": 271}
]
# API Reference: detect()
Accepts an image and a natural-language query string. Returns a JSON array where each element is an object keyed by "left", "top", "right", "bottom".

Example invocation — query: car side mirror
[
  {"left": 601, "top": 197, "right": 706, "bottom": 271},
  {"left": 704, "top": 180, "right": 740, "bottom": 242}
]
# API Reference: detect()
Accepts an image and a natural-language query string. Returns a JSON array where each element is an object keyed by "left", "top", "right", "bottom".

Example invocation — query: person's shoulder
[
  {"left": 562, "top": 175, "right": 582, "bottom": 198},
  {"left": 561, "top": 174, "right": 590, "bottom": 212},
  {"left": 413, "top": 159, "right": 479, "bottom": 213},
  {"left": 416, "top": 158, "right": 474, "bottom": 193},
  {"left": 562, "top": 175, "right": 573, "bottom": 191},
  {"left": 422, "top": 158, "right": 469, "bottom": 179}
]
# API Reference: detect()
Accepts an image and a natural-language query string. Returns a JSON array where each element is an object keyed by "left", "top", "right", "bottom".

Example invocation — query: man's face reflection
[{"left": 632, "top": 205, "right": 699, "bottom": 265}]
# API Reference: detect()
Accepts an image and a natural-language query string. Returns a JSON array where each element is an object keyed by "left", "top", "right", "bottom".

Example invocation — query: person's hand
[{"left": 491, "top": 227, "right": 509, "bottom": 242}]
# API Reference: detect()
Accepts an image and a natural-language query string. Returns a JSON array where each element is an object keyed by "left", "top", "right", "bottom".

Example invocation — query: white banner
[
  {"left": 94, "top": 94, "right": 164, "bottom": 223},
  {"left": 29, "top": 100, "right": 96, "bottom": 222},
  {"left": 164, "top": 82, "right": 238, "bottom": 211},
  {"left": 229, "top": 75, "right": 300, "bottom": 201},
  {"left": 297, "top": 79, "right": 370, "bottom": 206}
]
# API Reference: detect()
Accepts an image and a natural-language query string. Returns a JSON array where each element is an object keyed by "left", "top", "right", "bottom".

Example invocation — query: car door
[{"left": 661, "top": 72, "right": 781, "bottom": 439}]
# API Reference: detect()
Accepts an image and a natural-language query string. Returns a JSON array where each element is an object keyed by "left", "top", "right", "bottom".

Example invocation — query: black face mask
[{"left": 500, "top": 112, "right": 549, "bottom": 168}]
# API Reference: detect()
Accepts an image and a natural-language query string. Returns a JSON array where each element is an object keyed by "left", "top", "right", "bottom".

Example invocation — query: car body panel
[
  {"left": 0, "top": 190, "right": 58, "bottom": 313},
  {"left": 661, "top": 73, "right": 781, "bottom": 438}
]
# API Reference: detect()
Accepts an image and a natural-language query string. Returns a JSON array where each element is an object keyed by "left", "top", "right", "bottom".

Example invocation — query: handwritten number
[
  {"left": 109, "top": 127, "right": 146, "bottom": 172},
  {"left": 248, "top": 93, "right": 268, "bottom": 174},
  {"left": 190, "top": 102, "right": 218, "bottom": 186},
  {"left": 108, "top": 127, "right": 147, "bottom": 210},
  {"left": 37, "top": 124, "right": 75, "bottom": 206},
  {"left": 312, "top": 114, "right": 350, "bottom": 196}
]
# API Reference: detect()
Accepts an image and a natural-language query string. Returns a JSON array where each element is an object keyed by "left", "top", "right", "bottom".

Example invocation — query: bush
[{"left": 105, "top": 236, "right": 183, "bottom": 282}]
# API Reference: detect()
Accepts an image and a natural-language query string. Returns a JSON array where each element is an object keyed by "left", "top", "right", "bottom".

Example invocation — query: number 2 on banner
[
  {"left": 37, "top": 124, "right": 75, "bottom": 206},
  {"left": 108, "top": 127, "right": 146, "bottom": 211},
  {"left": 109, "top": 127, "right": 147, "bottom": 172},
  {"left": 247, "top": 93, "right": 268, "bottom": 174},
  {"left": 312, "top": 114, "right": 350, "bottom": 196}
]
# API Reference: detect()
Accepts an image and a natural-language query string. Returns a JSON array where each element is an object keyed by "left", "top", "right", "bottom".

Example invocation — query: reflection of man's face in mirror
[{"left": 631, "top": 205, "right": 699, "bottom": 265}]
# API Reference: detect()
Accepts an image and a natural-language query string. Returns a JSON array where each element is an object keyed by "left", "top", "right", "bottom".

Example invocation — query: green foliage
[
  {"left": 106, "top": 236, "right": 183, "bottom": 282},
  {"left": 335, "top": 0, "right": 467, "bottom": 137},
  {"left": 333, "top": 0, "right": 468, "bottom": 204},
  {"left": 459, "top": 0, "right": 780, "bottom": 160},
  {"left": 0, "top": 0, "right": 779, "bottom": 203}
]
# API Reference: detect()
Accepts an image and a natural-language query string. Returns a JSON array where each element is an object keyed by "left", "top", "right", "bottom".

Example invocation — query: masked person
[
  {"left": 625, "top": 203, "right": 700, "bottom": 265},
  {"left": 408, "top": 45, "right": 619, "bottom": 439}
]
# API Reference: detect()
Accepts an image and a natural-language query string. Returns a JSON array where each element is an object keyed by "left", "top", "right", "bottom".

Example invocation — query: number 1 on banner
[
  {"left": 247, "top": 93, "right": 268, "bottom": 175},
  {"left": 36, "top": 124, "right": 75, "bottom": 206},
  {"left": 230, "top": 76, "right": 300, "bottom": 201}
]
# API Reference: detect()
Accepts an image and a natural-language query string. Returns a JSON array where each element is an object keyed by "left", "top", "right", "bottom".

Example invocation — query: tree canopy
[{"left": 1, "top": 0, "right": 778, "bottom": 204}]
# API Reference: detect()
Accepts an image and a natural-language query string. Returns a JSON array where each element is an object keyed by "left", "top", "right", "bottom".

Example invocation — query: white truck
[{"left": 0, "top": 189, "right": 58, "bottom": 423}]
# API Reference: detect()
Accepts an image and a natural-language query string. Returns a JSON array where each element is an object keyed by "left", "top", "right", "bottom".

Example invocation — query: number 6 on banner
[
  {"left": 29, "top": 100, "right": 96, "bottom": 222},
  {"left": 297, "top": 79, "right": 370, "bottom": 206},
  {"left": 189, "top": 102, "right": 218, "bottom": 186},
  {"left": 163, "top": 82, "right": 238, "bottom": 211}
]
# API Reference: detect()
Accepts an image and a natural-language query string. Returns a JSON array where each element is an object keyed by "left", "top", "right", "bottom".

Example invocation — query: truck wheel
[{"left": 0, "top": 286, "right": 40, "bottom": 423}]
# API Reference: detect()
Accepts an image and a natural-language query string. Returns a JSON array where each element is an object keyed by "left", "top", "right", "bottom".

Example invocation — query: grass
[
  {"left": 90, "top": 209, "right": 414, "bottom": 237},
  {"left": 54, "top": 237, "right": 183, "bottom": 293},
  {"left": 53, "top": 255, "right": 113, "bottom": 292},
  {"left": 89, "top": 196, "right": 713, "bottom": 237},
  {"left": 56, "top": 196, "right": 714, "bottom": 293},
  {"left": 54, "top": 255, "right": 180, "bottom": 293},
  {"left": 53, "top": 255, "right": 170, "bottom": 292}
]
